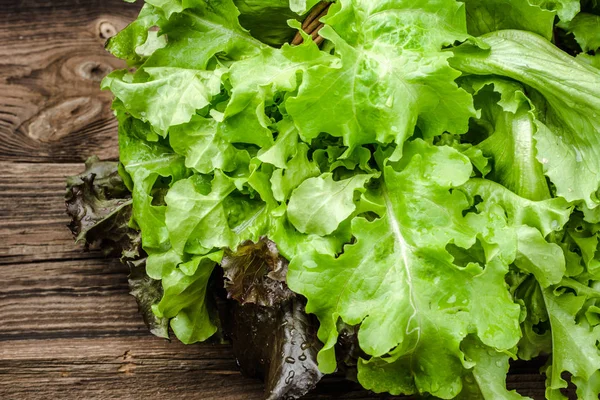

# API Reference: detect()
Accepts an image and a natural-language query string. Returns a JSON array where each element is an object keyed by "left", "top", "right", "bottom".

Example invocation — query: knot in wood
[
  {"left": 27, "top": 97, "right": 103, "bottom": 143},
  {"left": 98, "top": 21, "right": 117, "bottom": 39},
  {"left": 78, "top": 61, "right": 112, "bottom": 82}
]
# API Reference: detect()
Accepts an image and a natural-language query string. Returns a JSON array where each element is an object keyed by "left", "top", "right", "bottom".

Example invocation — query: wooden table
[{"left": 0, "top": 1, "right": 549, "bottom": 399}]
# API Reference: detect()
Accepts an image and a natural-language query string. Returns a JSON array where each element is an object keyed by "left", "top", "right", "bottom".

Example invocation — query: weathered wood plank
[
  {"left": 0, "top": 336, "right": 411, "bottom": 400},
  {"left": 0, "top": 258, "right": 142, "bottom": 340},
  {"left": 0, "top": 0, "right": 142, "bottom": 163},
  {"left": 0, "top": 162, "right": 105, "bottom": 264},
  {"left": 0, "top": 338, "right": 549, "bottom": 400},
  {"left": 0, "top": 337, "right": 266, "bottom": 400}
]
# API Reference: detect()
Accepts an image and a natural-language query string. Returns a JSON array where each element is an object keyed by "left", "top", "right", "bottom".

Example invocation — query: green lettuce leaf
[
  {"left": 91, "top": 1, "right": 600, "bottom": 397},
  {"left": 257, "top": 118, "right": 300, "bottom": 170},
  {"left": 515, "top": 226, "right": 566, "bottom": 288},
  {"left": 578, "top": 53, "right": 600, "bottom": 69},
  {"left": 165, "top": 171, "right": 269, "bottom": 254},
  {"left": 460, "top": 179, "right": 571, "bottom": 238},
  {"left": 168, "top": 116, "right": 251, "bottom": 174},
  {"left": 436, "top": 133, "right": 491, "bottom": 177},
  {"left": 152, "top": 251, "right": 222, "bottom": 343},
  {"left": 463, "top": 78, "right": 551, "bottom": 201},
  {"left": 451, "top": 30, "right": 600, "bottom": 208},
  {"left": 270, "top": 144, "right": 320, "bottom": 202},
  {"left": 103, "top": 67, "right": 225, "bottom": 136},
  {"left": 225, "top": 37, "right": 335, "bottom": 117},
  {"left": 105, "top": 4, "right": 165, "bottom": 66},
  {"left": 287, "top": 173, "right": 374, "bottom": 236},
  {"left": 529, "top": 0, "right": 580, "bottom": 22},
  {"left": 143, "top": 0, "right": 264, "bottom": 70},
  {"left": 289, "top": 140, "right": 523, "bottom": 397},
  {"left": 118, "top": 115, "right": 188, "bottom": 252},
  {"left": 463, "top": 0, "right": 555, "bottom": 39},
  {"left": 286, "top": 0, "right": 474, "bottom": 154},
  {"left": 514, "top": 276, "right": 552, "bottom": 360},
  {"left": 560, "top": 12, "right": 600, "bottom": 52},
  {"left": 459, "top": 336, "right": 531, "bottom": 400},
  {"left": 543, "top": 289, "right": 600, "bottom": 399},
  {"left": 289, "top": 0, "right": 324, "bottom": 14},
  {"left": 234, "top": 0, "right": 299, "bottom": 46}
]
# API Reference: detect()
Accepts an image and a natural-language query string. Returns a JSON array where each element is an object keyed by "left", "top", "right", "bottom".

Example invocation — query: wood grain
[
  {"left": 0, "top": 1, "right": 554, "bottom": 399},
  {"left": 0, "top": 336, "right": 408, "bottom": 400},
  {"left": 0, "top": 162, "right": 102, "bottom": 265},
  {"left": 0, "top": 0, "right": 142, "bottom": 163}
]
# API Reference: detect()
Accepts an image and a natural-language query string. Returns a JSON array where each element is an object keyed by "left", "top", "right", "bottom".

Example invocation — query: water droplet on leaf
[
  {"left": 285, "top": 370, "right": 295, "bottom": 385},
  {"left": 573, "top": 147, "right": 583, "bottom": 162}
]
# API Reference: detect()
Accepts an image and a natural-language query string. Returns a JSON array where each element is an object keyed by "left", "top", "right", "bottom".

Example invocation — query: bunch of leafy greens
[{"left": 68, "top": 0, "right": 600, "bottom": 398}]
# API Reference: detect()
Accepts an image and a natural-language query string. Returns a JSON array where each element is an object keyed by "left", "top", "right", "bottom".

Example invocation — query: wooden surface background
[{"left": 0, "top": 1, "right": 551, "bottom": 399}]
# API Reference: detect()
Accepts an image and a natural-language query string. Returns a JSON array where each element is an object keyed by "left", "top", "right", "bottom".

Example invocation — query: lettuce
[{"left": 68, "top": 0, "right": 600, "bottom": 398}]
